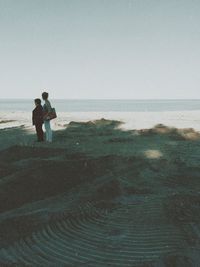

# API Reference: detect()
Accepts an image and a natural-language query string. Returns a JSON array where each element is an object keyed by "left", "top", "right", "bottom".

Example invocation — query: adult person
[{"left": 42, "top": 91, "right": 53, "bottom": 142}]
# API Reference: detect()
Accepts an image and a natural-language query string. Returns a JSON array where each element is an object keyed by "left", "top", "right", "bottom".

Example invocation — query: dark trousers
[{"left": 35, "top": 123, "right": 44, "bottom": 141}]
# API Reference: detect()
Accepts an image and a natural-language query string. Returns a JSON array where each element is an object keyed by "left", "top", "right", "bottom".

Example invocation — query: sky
[{"left": 0, "top": 0, "right": 200, "bottom": 99}]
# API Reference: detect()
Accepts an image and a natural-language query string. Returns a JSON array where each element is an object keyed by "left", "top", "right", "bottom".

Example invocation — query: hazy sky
[{"left": 0, "top": 0, "right": 200, "bottom": 99}]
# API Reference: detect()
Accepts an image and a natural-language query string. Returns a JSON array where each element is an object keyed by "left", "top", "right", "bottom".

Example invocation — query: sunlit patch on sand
[
  {"left": 139, "top": 124, "right": 200, "bottom": 141},
  {"left": 177, "top": 128, "right": 200, "bottom": 141},
  {"left": 154, "top": 124, "right": 200, "bottom": 141},
  {"left": 144, "top": 149, "right": 163, "bottom": 159},
  {"left": 153, "top": 124, "right": 175, "bottom": 134}
]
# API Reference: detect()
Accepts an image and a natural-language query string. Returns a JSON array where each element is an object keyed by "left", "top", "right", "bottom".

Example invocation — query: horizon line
[{"left": 1, "top": 98, "right": 200, "bottom": 101}]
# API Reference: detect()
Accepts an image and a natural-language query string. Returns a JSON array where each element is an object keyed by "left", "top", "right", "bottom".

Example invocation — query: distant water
[{"left": 0, "top": 99, "right": 200, "bottom": 112}]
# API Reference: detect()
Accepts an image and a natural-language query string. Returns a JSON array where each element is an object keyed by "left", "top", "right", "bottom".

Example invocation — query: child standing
[{"left": 32, "top": 98, "right": 44, "bottom": 142}]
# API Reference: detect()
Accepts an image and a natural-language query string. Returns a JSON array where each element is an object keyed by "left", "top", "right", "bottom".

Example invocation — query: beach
[
  {"left": 0, "top": 112, "right": 200, "bottom": 266},
  {"left": 1, "top": 0, "right": 200, "bottom": 264}
]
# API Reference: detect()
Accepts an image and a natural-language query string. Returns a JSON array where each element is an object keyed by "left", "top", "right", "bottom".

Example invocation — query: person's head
[
  {"left": 42, "top": 92, "right": 49, "bottom": 100},
  {"left": 34, "top": 98, "right": 41, "bottom": 106}
]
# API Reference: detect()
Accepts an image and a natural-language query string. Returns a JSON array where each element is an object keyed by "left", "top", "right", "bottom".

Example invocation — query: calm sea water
[{"left": 0, "top": 99, "right": 200, "bottom": 112}]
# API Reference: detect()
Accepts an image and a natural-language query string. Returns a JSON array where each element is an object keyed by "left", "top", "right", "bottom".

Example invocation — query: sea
[{"left": 0, "top": 99, "right": 200, "bottom": 112}]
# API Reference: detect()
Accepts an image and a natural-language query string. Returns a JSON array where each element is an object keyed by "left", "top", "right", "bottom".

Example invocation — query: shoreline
[{"left": 0, "top": 110, "right": 200, "bottom": 131}]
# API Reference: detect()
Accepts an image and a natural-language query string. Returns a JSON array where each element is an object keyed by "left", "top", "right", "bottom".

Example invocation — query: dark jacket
[{"left": 32, "top": 105, "right": 44, "bottom": 125}]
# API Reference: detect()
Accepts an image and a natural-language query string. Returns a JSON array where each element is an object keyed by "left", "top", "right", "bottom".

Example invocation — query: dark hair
[
  {"left": 34, "top": 98, "right": 41, "bottom": 105},
  {"left": 42, "top": 92, "right": 49, "bottom": 100}
]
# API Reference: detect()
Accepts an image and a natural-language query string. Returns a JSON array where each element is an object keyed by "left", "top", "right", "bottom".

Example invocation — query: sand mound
[
  {"left": 0, "top": 120, "right": 16, "bottom": 124},
  {"left": 68, "top": 118, "right": 122, "bottom": 128},
  {"left": 139, "top": 124, "right": 200, "bottom": 141}
]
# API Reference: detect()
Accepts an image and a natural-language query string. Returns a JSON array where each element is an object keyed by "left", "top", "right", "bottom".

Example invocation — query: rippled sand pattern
[
  {"left": 0, "top": 197, "right": 186, "bottom": 266},
  {"left": 0, "top": 121, "right": 200, "bottom": 266}
]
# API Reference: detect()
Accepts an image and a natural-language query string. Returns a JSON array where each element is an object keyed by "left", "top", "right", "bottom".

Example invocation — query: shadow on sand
[{"left": 0, "top": 119, "right": 200, "bottom": 266}]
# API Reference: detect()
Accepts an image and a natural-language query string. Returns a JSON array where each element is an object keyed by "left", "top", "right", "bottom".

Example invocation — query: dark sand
[{"left": 0, "top": 119, "right": 200, "bottom": 266}]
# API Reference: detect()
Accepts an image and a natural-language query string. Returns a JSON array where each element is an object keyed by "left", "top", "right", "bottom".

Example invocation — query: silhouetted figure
[
  {"left": 42, "top": 91, "right": 53, "bottom": 142},
  {"left": 32, "top": 98, "right": 44, "bottom": 142}
]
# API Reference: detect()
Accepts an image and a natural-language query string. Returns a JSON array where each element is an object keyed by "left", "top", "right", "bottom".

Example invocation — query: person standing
[
  {"left": 32, "top": 98, "right": 44, "bottom": 142},
  {"left": 42, "top": 91, "right": 53, "bottom": 142}
]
